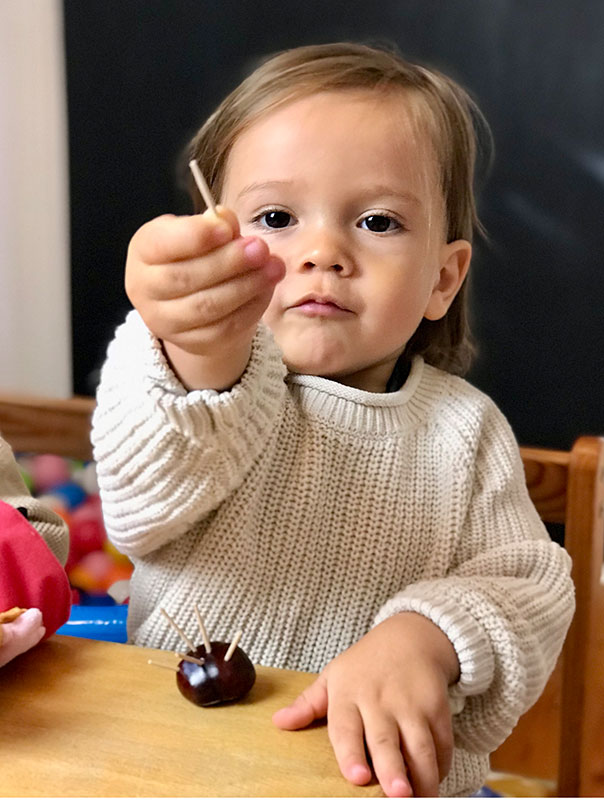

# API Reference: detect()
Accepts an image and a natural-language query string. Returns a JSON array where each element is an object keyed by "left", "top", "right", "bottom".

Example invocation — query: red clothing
[{"left": 0, "top": 500, "right": 71, "bottom": 638}]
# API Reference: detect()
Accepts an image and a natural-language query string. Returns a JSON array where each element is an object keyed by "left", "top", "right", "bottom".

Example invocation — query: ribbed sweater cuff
[
  {"left": 130, "top": 317, "right": 287, "bottom": 443},
  {"left": 374, "top": 594, "right": 495, "bottom": 697}
]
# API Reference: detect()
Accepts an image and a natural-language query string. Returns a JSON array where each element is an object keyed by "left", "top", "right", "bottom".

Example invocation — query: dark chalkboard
[{"left": 63, "top": 0, "right": 604, "bottom": 448}]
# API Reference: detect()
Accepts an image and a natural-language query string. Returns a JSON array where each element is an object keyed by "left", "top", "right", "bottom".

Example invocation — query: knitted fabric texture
[{"left": 92, "top": 311, "right": 575, "bottom": 797}]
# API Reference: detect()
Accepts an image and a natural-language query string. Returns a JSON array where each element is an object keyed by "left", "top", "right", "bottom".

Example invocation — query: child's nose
[
  {"left": 297, "top": 227, "right": 354, "bottom": 275},
  {"left": 302, "top": 258, "right": 346, "bottom": 273}
]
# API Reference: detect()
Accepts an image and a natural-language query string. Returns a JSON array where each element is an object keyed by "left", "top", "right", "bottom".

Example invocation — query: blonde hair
[{"left": 186, "top": 42, "right": 493, "bottom": 376}]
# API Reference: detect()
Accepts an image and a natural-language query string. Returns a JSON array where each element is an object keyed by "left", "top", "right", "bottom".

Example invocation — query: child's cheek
[{"left": 261, "top": 292, "right": 281, "bottom": 329}]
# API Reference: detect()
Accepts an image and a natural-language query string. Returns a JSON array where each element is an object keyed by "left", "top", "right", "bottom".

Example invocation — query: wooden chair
[
  {"left": 491, "top": 436, "right": 604, "bottom": 797},
  {"left": 0, "top": 393, "right": 94, "bottom": 460},
  {"left": 0, "top": 393, "right": 602, "bottom": 795}
]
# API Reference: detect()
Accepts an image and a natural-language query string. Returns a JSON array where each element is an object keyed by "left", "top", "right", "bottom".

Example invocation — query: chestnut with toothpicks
[
  {"left": 176, "top": 638, "right": 256, "bottom": 707},
  {"left": 153, "top": 607, "right": 256, "bottom": 706}
]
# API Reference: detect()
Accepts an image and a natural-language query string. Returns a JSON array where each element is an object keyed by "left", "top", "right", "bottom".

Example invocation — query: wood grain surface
[
  {"left": 0, "top": 635, "right": 382, "bottom": 798},
  {"left": 0, "top": 393, "right": 95, "bottom": 460}
]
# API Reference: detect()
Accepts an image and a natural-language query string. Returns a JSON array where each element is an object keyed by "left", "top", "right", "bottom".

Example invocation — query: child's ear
[{"left": 424, "top": 239, "right": 472, "bottom": 321}]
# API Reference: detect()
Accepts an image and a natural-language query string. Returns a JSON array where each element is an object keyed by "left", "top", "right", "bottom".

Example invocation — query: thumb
[
  {"left": 272, "top": 674, "right": 328, "bottom": 730},
  {"left": 214, "top": 205, "right": 240, "bottom": 239}
]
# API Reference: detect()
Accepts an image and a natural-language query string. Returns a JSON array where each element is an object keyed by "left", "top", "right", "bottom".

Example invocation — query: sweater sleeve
[
  {"left": 91, "top": 312, "right": 287, "bottom": 558},
  {"left": 373, "top": 399, "right": 575, "bottom": 754},
  {"left": 0, "top": 437, "right": 69, "bottom": 566}
]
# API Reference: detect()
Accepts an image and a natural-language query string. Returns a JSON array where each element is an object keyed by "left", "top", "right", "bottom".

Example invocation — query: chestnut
[{"left": 176, "top": 641, "right": 256, "bottom": 706}]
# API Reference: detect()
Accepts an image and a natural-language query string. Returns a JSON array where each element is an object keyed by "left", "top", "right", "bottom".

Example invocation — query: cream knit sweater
[{"left": 92, "top": 311, "right": 575, "bottom": 797}]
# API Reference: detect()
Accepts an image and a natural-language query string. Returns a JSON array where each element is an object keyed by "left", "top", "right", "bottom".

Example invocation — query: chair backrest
[
  {"left": 491, "top": 437, "right": 604, "bottom": 797},
  {"left": 0, "top": 393, "right": 94, "bottom": 460},
  {"left": 0, "top": 394, "right": 602, "bottom": 795}
]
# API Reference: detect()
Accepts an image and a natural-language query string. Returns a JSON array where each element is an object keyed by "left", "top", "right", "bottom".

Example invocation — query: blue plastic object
[
  {"left": 57, "top": 604, "right": 128, "bottom": 643},
  {"left": 50, "top": 481, "right": 87, "bottom": 510},
  {"left": 77, "top": 591, "right": 120, "bottom": 606}
]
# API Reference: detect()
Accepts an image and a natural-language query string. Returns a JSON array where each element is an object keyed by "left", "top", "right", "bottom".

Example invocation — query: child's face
[{"left": 222, "top": 90, "right": 470, "bottom": 392}]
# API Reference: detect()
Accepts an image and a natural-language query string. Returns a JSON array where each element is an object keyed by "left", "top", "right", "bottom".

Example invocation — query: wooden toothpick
[
  {"left": 175, "top": 652, "right": 205, "bottom": 667},
  {"left": 147, "top": 659, "right": 179, "bottom": 672},
  {"left": 189, "top": 159, "right": 217, "bottom": 215},
  {"left": 224, "top": 630, "right": 243, "bottom": 662},
  {"left": 160, "top": 607, "right": 196, "bottom": 652},
  {"left": 194, "top": 603, "right": 212, "bottom": 654}
]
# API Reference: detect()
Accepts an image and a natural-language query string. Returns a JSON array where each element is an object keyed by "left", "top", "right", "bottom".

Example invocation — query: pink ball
[
  {"left": 69, "top": 496, "right": 107, "bottom": 555},
  {"left": 76, "top": 550, "right": 114, "bottom": 580},
  {"left": 30, "top": 454, "right": 71, "bottom": 494},
  {"left": 68, "top": 550, "right": 115, "bottom": 591}
]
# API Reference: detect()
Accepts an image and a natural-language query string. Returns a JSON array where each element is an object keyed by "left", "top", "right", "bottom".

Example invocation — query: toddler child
[
  {"left": 91, "top": 42, "right": 575, "bottom": 797},
  {"left": 0, "top": 436, "right": 71, "bottom": 665}
]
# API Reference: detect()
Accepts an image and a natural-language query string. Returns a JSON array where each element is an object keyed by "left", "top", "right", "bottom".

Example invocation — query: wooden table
[{"left": 1, "top": 635, "right": 382, "bottom": 797}]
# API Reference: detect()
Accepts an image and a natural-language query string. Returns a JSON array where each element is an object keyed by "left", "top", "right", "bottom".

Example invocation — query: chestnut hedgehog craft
[{"left": 148, "top": 605, "right": 256, "bottom": 706}]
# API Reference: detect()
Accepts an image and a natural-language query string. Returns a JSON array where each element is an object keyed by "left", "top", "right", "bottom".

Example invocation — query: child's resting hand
[
  {"left": 124, "top": 208, "right": 285, "bottom": 390},
  {"left": 273, "top": 613, "right": 460, "bottom": 798},
  {"left": 0, "top": 608, "right": 45, "bottom": 668}
]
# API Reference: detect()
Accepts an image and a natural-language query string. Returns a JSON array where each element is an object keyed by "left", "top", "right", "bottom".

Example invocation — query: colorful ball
[
  {"left": 68, "top": 550, "right": 115, "bottom": 592},
  {"left": 50, "top": 481, "right": 87, "bottom": 511},
  {"left": 103, "top": 563, "right": 134, "bottom": 593},
  {"left": 69, "top": 496, "right": 107, "bottom": 555},
  {"left": 103, "top": 538, "right": 132, "bottom": 566},
  {"left": 29, "top": 454, "right": 71, "bottom": 493}
]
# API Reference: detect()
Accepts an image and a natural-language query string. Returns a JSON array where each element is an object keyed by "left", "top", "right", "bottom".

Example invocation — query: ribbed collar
[{"left": 286, "top": 357, "right": 445, "bottom": 434}]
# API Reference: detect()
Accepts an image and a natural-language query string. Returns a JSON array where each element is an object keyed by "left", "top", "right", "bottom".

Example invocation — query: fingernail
[
  {"left": 349, "top": 764, "right": 371, "bottom": 784},
  {"left": 391, "top": 778, "right": 410, "bottom": 797}
]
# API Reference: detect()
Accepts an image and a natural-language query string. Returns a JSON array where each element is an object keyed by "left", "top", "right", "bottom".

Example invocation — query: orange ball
[{"left": 102, "top": 539, "right": 132, "bottom": 566}]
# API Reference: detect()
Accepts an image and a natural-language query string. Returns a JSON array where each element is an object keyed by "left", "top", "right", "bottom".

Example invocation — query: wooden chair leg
[{"left": 558, "top": 437, "right": 604, "bottom": 796}]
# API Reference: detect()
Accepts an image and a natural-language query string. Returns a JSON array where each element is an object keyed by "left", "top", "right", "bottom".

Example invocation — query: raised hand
[{"left": 125, "top": 208, "right": 284, "bottom": 390}]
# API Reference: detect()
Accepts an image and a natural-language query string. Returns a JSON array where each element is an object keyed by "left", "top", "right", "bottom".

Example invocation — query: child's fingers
[
  {"left": 326, "top": 701, "right": 373, "bottom": 787},
  {"left": 0, "top": 608, "right": 46, "bottom": 668},
  {"left": 429, "top": 710, "right": 454, "bottom": 781},
  {"left": 272, "top": 675, "right": 328, "bottom": 730},
  {"left": 214, "top": 205, "right": 240, "bottom": 239},
  {"left": 166, "top": 289, "right": 275, "bottom": 356},
  {"left": 145, "top": 237, "right": 276, "bottom": 302},
  {"left": 132, "top": 212, "right": 236, "bottom": 265},
  {"left": 346, "top": 709, "right": 411, "bottom": 797},
  {"left": 155, "top": 258, "right": 283, "bottom": 333},
  {"left": 399, "top": 720, "right": 440, "bottom": 798}
]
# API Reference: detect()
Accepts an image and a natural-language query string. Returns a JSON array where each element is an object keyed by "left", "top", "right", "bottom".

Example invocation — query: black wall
[{"left": 64, "top": 0, "right": 604, "bottom": 449}]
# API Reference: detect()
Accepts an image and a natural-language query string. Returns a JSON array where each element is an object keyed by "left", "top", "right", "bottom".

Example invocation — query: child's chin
[
  {"left": 279, "top": 340, "right": 349, "bottom": 379},
  {"left": 283, "top": 355, "right": 342, "bottom": 379}
]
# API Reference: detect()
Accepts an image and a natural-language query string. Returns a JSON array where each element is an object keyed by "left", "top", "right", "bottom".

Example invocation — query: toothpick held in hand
[
  {"left": 189, "top": 159, "right": 217, "bottom": 215},
  {"left": 160, "top": 607, "right": 195, "bottom": 652},
  {"left": 224, "top": 630, "right": 243, "bottom": 662}
]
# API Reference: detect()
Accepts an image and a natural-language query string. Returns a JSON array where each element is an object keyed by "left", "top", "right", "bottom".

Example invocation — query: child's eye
[
  {"left": 254, "top": 210, "right": 293, "bottom": 229},
  {"left": 359, "top": 214, "right": 401, "bottom": 233}
]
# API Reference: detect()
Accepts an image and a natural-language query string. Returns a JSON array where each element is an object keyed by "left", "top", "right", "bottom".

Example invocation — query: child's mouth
[{"left": 290, "top": 295, "right": 352, "bottom": 317}]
